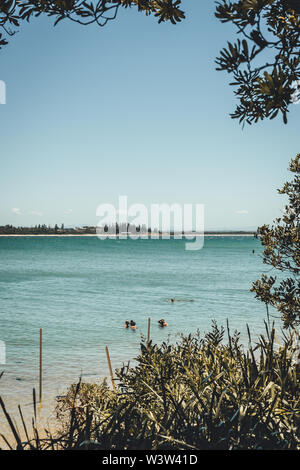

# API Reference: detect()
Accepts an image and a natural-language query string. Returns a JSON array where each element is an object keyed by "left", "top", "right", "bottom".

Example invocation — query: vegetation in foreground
[{"left": 1, "top": 321, "right": 299, "bottom": 450}]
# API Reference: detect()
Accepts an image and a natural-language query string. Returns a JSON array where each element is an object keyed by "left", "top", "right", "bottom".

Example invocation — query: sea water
[{"left": 0, "top": 236, "right": 278, "bottom": 418}]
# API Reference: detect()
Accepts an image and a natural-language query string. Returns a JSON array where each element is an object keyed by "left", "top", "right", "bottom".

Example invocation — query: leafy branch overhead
[
  {"left": 0, "top": 0, "right": 185, "bottom": 48},
  {"left": 2, "top": 1, "right": 300, "bottom": 127},
  {"left": 215, "top": 0, "right": 300, "bottom": 125}
]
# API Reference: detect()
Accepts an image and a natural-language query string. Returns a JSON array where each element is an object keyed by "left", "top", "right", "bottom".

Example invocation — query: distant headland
[{"left": 0, "top": 224, "right": 256, "bottom": 237}]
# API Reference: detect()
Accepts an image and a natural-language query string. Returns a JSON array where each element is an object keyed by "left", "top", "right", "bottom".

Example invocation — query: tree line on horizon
[
  {"left": 0, "top": 224, "right": 256, "bottom": 235},
  {"left": 0, "top": 223, "right": 155, "bottom": 234},
  {"left": 0, "top": 223, "right": 153, "bottom": 234},
  {"left": 0, "top": 223, "right": 90, "bottom": 234}
]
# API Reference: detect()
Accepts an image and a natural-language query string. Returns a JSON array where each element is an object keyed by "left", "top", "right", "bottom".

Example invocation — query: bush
[{"left": 2, "top": 321, "right": 299, "bottom": 450}]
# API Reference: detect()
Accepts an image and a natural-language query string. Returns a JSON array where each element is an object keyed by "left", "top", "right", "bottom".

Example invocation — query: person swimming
[
  {"left": 124, "top": 320, "right": 130, "bottom": 328},
  {"left": 158, "top": 319, "right": 168, "bottom": 327},
  {"left": 130, "top": 320, "right": 137, "bottom": 330},
  {"left": 170, "top": 298, "right": 175, "bottom": 303}
]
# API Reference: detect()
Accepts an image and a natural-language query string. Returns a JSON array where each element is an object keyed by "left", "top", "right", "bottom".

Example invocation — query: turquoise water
[{"left": 0, "top": 236, "right": 275, "bottom": 413}]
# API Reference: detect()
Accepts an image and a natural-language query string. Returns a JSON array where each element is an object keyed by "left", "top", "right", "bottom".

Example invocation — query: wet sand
[{"left": 0, "top": 393, "right": 59, "bottom": 449}]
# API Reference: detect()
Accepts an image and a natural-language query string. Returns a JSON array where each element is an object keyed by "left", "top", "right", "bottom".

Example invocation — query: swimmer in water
[
  {"left": 130, "top": 320, "right": 137, "bottom": 330},
  {"left": 170, "top": 298, "right": 175, "bottom": 303},
  {"left": 124, "top": 320, "right": 130, "bottom": 328},
  {"left": 158, "top": 319, "right": 168, "bottom": 327}
]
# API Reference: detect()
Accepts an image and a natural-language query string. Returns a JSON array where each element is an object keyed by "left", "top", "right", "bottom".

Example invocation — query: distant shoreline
[{"left": 0, "top": 232, "right": 255, "bottom": 237}]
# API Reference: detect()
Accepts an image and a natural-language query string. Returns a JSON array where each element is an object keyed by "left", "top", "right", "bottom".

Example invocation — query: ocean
[{"left": 0, "top": 236, "right": 278, "bottom": 422}]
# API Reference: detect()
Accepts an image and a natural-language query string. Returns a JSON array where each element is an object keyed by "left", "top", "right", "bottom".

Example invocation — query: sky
[{"left": 0, "top": 1, "right": 299, "bottom": 231}]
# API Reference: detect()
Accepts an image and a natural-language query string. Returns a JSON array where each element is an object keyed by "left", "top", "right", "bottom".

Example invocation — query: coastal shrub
[
  {"left": 1, "top": 322, "right": 299, "bottom": 450},
  {"left": 251, "top": 154, "right": 300, "bottom": 329}
]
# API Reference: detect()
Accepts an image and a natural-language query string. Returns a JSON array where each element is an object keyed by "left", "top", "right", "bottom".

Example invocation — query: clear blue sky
[{"left": 0, "top": 1, "right": 299, "bottom": 230}]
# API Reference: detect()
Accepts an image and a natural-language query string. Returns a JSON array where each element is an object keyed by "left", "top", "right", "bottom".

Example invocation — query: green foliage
[
  {"left": 0, "top": 0, "right": 185, "bottom": 49},
  {"left": 251, "top": 154, "right": 300, "bottom": 328},
  {"left": 215, "top": 0, "right": 300, "bottom": 125},
  {"left": 1, "top": 322, "right": 299, "bottom": 450},
  {"left": 2, "top": 0, "right": 300, "bottom": 128}
]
